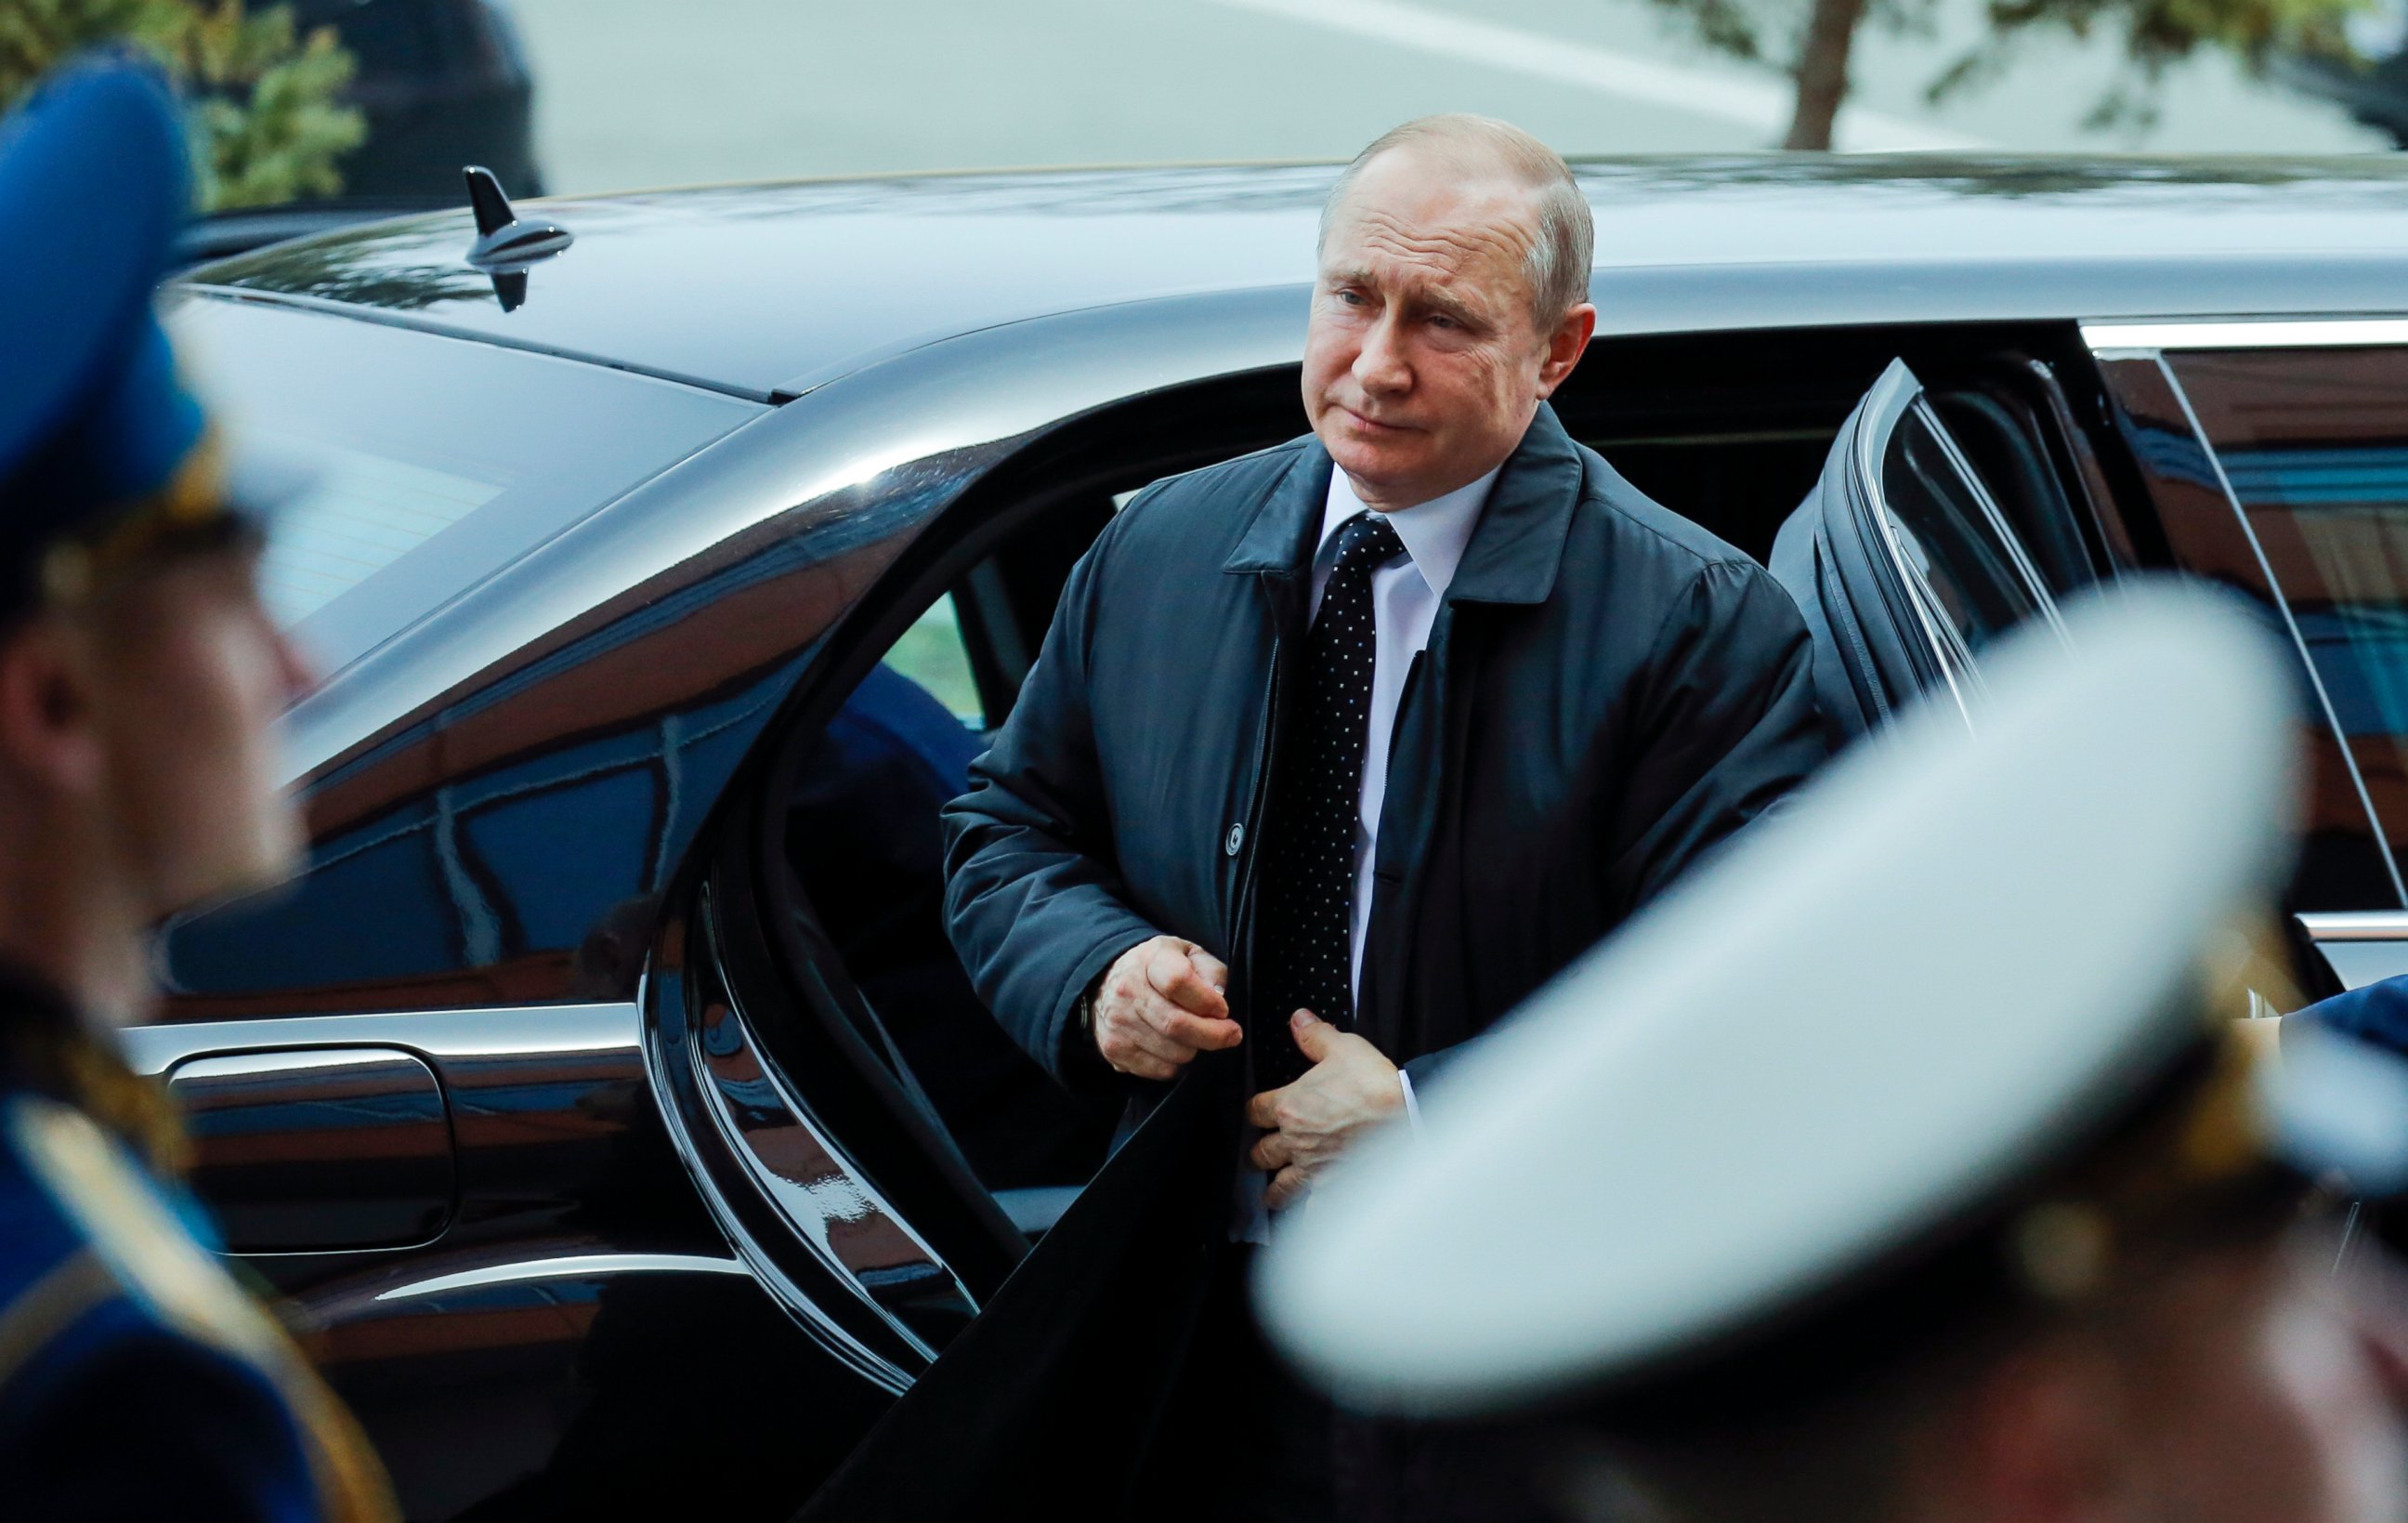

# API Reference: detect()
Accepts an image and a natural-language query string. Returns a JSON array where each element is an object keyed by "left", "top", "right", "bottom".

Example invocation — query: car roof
[{"left": 181, "top": 155, "right": 2408, "bottom": 403}]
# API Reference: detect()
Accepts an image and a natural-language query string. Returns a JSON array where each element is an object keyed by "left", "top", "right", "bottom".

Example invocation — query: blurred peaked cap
[
  {"left": 1255, "top": 583, "right": 2363, "bottom": 1418},
  {"left": 0, "top": 59, "right": 292, "bottom": 566}
]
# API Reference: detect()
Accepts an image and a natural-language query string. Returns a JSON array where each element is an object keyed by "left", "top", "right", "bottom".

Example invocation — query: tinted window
[
  {"left": 2097, "top": 349, "right": 2407, "bottom": 910},
  {"left": 170, "top": 295, "right": 764, "bottom": 673},
  {"left": 2167, "top": 350, "right": 2408, "bottom": 735},
  {"left": 1878, "top": 400, "right": 2047, "bottom": 657},
  {"left": 2170, "top": 348, "right": 2408, "bottom": 870}
]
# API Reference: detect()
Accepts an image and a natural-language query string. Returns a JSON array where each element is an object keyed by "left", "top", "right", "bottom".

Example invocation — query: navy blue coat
[{"left": 942, "top": 405, "right": 1827, "bottom": 1099}]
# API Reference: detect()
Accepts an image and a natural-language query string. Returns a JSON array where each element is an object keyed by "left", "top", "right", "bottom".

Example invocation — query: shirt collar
[{"left": 1317, "top": 464, "right": 1500, "bottom": 600}]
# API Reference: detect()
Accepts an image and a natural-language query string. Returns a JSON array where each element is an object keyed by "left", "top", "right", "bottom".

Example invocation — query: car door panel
[
  {"left": 127, "top": 1004, "right": 853, "bottom": 1522},
  {"left": 793, "top": 1054, "right": 1242, "bottom": 1522}
]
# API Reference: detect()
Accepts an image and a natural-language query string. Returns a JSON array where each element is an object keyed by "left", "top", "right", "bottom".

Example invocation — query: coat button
[{"left": 1224, "top": 823, "right": 1245, "bottom": 856}]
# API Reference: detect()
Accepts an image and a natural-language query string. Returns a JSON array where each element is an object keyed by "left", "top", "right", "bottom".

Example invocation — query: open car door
[
  {"left": 793, "top": 359, "right": 2091, "bottom": 1522},
  {"left": 1771, "top": 358, "right": 2067, "bottom": 741},
  {"left": 785, "top": 1051, "right": 1243, "bottom": 1522}
]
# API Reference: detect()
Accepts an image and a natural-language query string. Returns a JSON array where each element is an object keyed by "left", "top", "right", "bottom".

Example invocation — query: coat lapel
[
  {"left": 1221, "top": 440, "right": 1329, "bottom": 584},
  {"left": 1444, "top": 402, "right": 1584, "bottom": 608},
  {"left": 1218, "top": 404, "right": 1582, "bottom": 598}
]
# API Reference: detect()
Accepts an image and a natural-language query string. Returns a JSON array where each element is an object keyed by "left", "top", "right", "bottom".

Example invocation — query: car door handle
[{"left": 165, "top": 1047, "right": 456, "bottom": 1254}]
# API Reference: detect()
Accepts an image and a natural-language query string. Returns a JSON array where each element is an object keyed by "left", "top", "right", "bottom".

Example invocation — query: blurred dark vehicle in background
[
  {"left": 177, "top": 0, "right": 540, "bottom": 265},
  {"left": 2277, "top": 0, "right": 2408, "bottom": 144},
  {"left": 299, "top": 0, "right": 539, "bottom": 197}
]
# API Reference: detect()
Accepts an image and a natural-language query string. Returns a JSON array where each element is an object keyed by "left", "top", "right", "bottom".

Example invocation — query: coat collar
[
  {"left": 1221, "top": 404, "right": 1582, "bottom": 607},
  {"left": 1222, "top": 443, "right": 1329, "bottom": 580}
]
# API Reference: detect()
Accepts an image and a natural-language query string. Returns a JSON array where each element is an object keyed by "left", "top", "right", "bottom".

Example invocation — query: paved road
[{"left": 506, "top": 0, "right": 2388, "bottom": 195}]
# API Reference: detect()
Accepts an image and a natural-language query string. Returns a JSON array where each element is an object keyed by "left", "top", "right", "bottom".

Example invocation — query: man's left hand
[{"left": 1246, "top": 1010, "right": 1405, "bottom": 1211}]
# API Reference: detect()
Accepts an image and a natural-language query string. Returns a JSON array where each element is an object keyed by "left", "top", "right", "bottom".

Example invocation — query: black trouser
[{"left": 1143, "top": 1242, "right": 1335, "bottom": 1523}]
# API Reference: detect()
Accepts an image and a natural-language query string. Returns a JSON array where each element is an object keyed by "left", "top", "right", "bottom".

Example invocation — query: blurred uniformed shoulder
[
  {"left": 0, "top": 1093, "right": 307, "bottom": 1513},
  {"left": 1, "top": 1318, "right": 321, "bottom": 1522},
  {"left": 0, "top": 1095, "right": 399, "bottom": 1522},
  {"left": 0, "top": 53, "right": 397, "bottom": 1523},
  {"left": 0, "top": 1098, "right": 93, "bottom": 1315},
  {"left": 1, "top": 1095, "right": 286, "bottom": 1370}
]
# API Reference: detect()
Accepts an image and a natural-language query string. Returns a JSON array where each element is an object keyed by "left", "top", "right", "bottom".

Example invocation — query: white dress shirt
[{"left": 1308, "top": 464, "right": 1498, "bottom": 1127}]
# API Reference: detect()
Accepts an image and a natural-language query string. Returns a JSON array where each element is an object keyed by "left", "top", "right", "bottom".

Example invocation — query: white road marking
[{"left": 1198, "top": 0, "right": 1987, "bottom": 151}]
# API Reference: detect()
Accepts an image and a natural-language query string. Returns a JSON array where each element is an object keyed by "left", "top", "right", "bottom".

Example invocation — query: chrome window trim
[
  {"left": 2084, "top": 318, "right": 2408, "bottom": 354},
  {"left": 118, "top": 1000, "right": 644, "bottom": 1075},
  {"left": 276, "top": 287, "right": 1313, "bottom": 789},
  {"left": 1854, "top": 366, "right": 1973, "bottom": 721},
  {"left": 1852, "top": 364, "right": 2068, "bottom": 726},
  {"left": 2298, "top": 911, "right": 2408, "bottom": 942},
  {"left": 166, "top": 1046, "right": 425, "bottom": 1081},
  {"left": 2146, "top": 356, "right": 2408, "bottom": 906},
  {"left": 373, "top": 1252, "right": 749, "bottom": 1302},
  {"left": 2297, "top": 911, "right": 2408, "bottom": 993}
]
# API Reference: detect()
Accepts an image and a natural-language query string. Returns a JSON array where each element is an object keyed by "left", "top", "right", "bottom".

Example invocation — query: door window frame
[{"left": 1847, "top": 361, "right": 2067, "bottom": 725}]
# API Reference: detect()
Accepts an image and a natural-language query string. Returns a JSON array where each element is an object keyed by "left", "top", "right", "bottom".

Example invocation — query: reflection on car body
[{"left": 150, "top": 155, "right": 2408, "bottom": 1518}]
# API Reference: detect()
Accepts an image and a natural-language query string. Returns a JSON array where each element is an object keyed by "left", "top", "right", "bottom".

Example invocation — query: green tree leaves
[{"left": 0, "top": 0, "right": 366, "bottom": 209}]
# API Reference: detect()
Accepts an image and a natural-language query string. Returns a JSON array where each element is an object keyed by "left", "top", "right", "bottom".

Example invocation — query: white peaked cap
[{"left": 1255, "top": 584, "right": 2310, "bottom": 1415}]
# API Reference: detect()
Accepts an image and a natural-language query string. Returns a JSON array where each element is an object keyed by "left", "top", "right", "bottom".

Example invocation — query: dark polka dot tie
[{"left": 1253, "top": 511, "right": 1405, "bottom": 1090}]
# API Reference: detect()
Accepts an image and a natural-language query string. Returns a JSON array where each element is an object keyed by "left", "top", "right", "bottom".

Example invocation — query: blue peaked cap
[{"left": 0, "top": 59, "right": 218, "bottom": 571}]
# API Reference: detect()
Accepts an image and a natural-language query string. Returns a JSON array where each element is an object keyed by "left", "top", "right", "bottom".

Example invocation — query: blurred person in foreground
[
  {"left": 1260, "top": 584, "right": 2408, "bottom": 1523},
  {"left": 943, "top": 112, "right": 1823, "bottom": 1519},
  {"left": 0, "top": 59, "right": 396, "bottom": 1523}
]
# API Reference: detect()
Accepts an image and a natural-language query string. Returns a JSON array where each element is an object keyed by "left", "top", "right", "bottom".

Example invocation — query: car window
[
  {"left": 883, "top": 595, "right": 983, "bottom": 725},
  {"left": 1878, "top": 398, "right": 2048, "bottom": 657},
  {"left": 2170, "top": 348, "right": 2408, "bottom": 842},
  {"left": 2094, "top": 346, "right": 2408, "bottom": 910},
  {"left": 171, "top": 294, "right": 765, "bottom": 675}
]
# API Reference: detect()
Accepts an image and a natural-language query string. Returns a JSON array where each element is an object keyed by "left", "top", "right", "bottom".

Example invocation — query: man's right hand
[{"left": 1091, "top": 936, "right": 1241, "bottom": 1080}]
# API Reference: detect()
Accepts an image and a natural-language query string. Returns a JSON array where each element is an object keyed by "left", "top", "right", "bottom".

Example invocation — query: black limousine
[{"left": 147, "top": 156, "right": 2408, "bottom": 1519}]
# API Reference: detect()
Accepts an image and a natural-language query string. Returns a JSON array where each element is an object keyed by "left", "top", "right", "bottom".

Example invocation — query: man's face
[
  {"left": 81, "top": 545, "right": 315, "bottom": 918},
  {"left": 1302, "top": 147, "right": 1593, "bottom": 509},
  {"left": 2105, "top": 1237, "right": 2408, "bottom": 1523}
]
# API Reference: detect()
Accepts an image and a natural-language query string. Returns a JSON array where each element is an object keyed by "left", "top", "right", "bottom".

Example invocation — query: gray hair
[{"left": 1318, "top": 114, "right": 1595, "bottom": 327}]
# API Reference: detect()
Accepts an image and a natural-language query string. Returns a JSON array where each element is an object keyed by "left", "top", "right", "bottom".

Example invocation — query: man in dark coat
[{"left": 942, "top": 113, "right": 1826, "bottom": 1519}]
